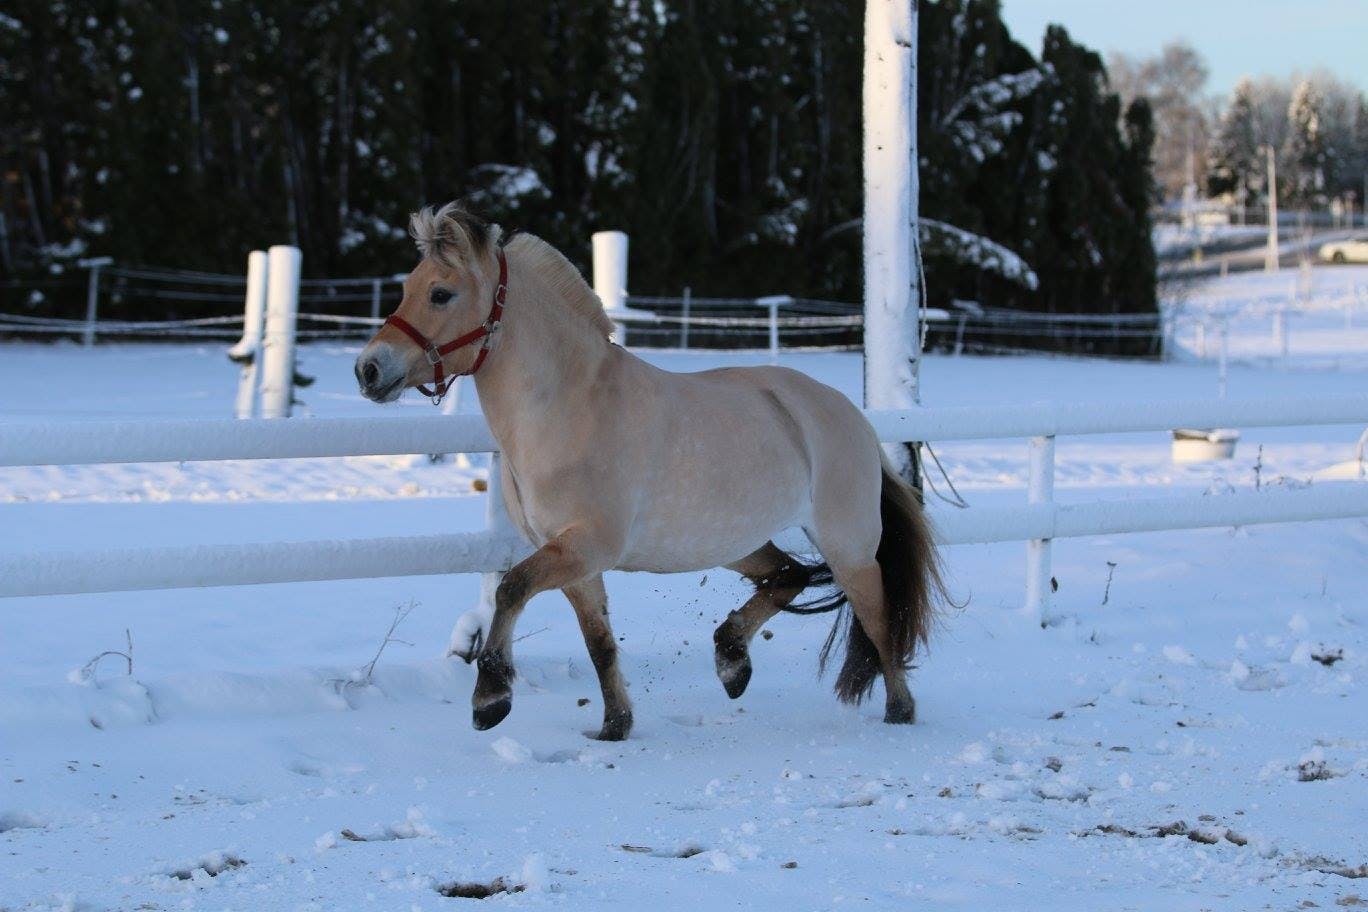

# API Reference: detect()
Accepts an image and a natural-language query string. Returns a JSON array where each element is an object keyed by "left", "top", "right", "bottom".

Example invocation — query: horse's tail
[{"left": 811, "top": 457, "right": 946, "bottom": 704}]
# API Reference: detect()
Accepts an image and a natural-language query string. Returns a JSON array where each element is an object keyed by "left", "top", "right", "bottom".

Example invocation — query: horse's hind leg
[
  {"left": 562, "top": 575, "right": 633, "bottom": 741},
  {"left": 715, "top": 542, "right": 809, "bottom": 699},
  {"left": 832, "top": 563, "right": 917, "bottom": 724}
]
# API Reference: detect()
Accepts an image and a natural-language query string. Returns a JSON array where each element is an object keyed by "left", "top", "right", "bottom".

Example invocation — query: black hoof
[
  {"left": 883, "top": 701, "right": 916, "bottom": 725},
  {"left": 587, "top": 710, "right": 633, "bottom": 741},
  {"left": 715, "top": 635, "right": 752, "bottom": 699},
  {"left": 720, "top": 659, "right": 752, "bottom": 699},
  {"left": 472, "top": 696, "right": 512, "bottom": 730}
]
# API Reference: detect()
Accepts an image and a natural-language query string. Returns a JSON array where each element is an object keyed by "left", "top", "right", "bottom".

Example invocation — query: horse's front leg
[
  {"left": 472, "top": 526, "right": 611, "bottom": 731},
  {"left": 562, "top": 575, "right": 632, "bottom": 741}
]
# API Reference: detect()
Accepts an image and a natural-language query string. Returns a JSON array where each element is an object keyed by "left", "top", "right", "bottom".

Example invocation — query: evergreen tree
[
  {"left": 1206, "top": 78, "right": 1260, "bottom": 209},
  {"left": 0, "top": 0, "right": 1159, "bottom": 355},
  {"left": 1284, "top": 80, "right": 1328, "bottom": 208}
]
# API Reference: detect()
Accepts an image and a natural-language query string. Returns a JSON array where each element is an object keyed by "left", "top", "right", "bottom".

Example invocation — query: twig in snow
[
  {"left": 1101, "top": 562, "right": 1118, "bottom": 606},
  {"left": 1253, "top": 445, "right": 1264, "bottom": 491},
  {"left": 512, "top": 626, "right": 549, "bottom": 645},
  {"left": 331, "top": 602, "right": 417, "bottom": 691},
  {"left": 76, "top": 629, "right": 134, "bottom": 683},
  {"left": 359, "top": 601, "right": 416, "bottom": 684}
]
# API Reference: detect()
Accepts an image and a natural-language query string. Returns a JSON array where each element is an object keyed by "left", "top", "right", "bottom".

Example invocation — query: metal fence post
[
  {"left": 370, "top": 278, "right": 382, "bottom": 322},
  {"left": 1024, "top": 434, "right": 1055, "bottom": 622},
  {"left": 756, "top": 295, "right": 790, "bottom": 364},
  {"left": 680, "top": 286, "right": 691, "bottom": 350},
  {"left": 260, "top": 245, "right": 301, "bottom": 419},
  {"left": 78, "top": 257, "right": 113, "bottom": 347}
]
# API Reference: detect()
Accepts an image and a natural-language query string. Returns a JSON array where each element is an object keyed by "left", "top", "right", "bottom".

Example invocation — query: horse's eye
[{"left": 430, "top": 288, "right": 454, "bottom": 305}]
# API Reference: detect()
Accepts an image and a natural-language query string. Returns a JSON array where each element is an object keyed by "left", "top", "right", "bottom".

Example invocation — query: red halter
[{"left": 383, "top": 247, "right": 507, "bottom": 404}]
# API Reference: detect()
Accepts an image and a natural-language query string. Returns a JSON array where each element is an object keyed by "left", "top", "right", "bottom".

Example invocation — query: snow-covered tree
[
  {"left": 1284, "top": 80, "right": 1328, "bottom": 207},
  {"left": 1206, "top": 78, "right": 1261, "bottom": 208}
]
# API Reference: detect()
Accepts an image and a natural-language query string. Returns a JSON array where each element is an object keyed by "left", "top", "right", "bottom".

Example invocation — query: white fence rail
[{"left": 3, "top": 395, "right": 1367, "bottom": 620}]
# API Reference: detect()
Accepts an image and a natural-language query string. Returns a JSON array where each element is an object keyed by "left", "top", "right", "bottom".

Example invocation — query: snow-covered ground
[{"left": 2, "top": 267, "right": 1367, "bottom": 910}]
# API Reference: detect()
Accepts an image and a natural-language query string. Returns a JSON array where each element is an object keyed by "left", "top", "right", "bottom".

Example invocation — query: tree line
[
  {"left": 1109, "top": 41, "right": 1368, "bottom": 211},
  {"left": 1, "top": 0, "right": 1156, "bottom": 344}
]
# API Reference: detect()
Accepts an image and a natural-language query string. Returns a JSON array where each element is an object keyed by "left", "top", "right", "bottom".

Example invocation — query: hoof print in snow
[
  {"left": 1311, "top": 648, "right": 1344, "bottom": 667},
  {"left": 165, "top": 852, "right": 245, "bottom": 880},
  {"left": 0, "top": 811, "right": 46, "bottom": 833},
  {"left": 1298, "top": 759, "right": 1340, "bottom": 782},
  {"left": 436, "top": 877, "right": 524, "bottom": 899},
  {"left": 620, "top": 842, "right": 706, "bottom": 859}
]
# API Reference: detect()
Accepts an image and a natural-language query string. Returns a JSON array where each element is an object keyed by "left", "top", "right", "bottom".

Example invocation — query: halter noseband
[{"left": 383, "top": 245, "right": 508, "bottom": 404}]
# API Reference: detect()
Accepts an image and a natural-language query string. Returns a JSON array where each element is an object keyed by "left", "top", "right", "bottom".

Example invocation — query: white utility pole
[
  {"left": 862, "top": 0, "right": 920, "bottom": 481},
  {"left": 1265, "top": 146, "right": 1279, "bottom": 273}
]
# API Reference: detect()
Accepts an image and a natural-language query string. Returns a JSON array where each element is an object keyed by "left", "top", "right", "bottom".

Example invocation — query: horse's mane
[
  {"left": 410, "top": 202, "right": 613, "bottom": 339},
  {"left": 504, "top": 232, "right": 615, "bottom": 338}
]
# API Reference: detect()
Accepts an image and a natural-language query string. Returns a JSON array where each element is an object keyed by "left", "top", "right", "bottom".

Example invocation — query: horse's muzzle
[{"left": 355, "top": 345, "right": 405, "bottom": 403}]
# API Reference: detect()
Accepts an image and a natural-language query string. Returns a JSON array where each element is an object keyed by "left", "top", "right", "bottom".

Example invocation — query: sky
[{"left": 1000, "top": 0, "right": 1367, "bottom": 98}]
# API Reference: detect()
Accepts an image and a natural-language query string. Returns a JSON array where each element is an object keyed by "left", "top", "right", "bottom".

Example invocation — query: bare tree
[{"left": 1108, "top": 41, "right": 1212, "bottom": 202}]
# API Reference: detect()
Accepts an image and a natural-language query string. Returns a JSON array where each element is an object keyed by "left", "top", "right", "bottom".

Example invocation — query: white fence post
[
  {"left": 1273, "top": 306, "right": 1288, "bottom": 360},
  {"left": 370, "top": 278, "right": 383, "bottom": 321},
  {"left": 1217, "top": 316, "right": 1230, "bottom": 400},
  {"left": 78, "top": 256, "right": 113, "bottom": 347},
  {"left": 592, "top": 230, "right": 630, "bottom": 344},
  {"left": 230, "top": 250, "right": 269, "bottom": 419},
  {"left": 260, "top": 245, "right": 302, "bottom": 419},
  {"left": 1024, "top": 434, "right": 1055, "bottom": 622},
  {"left": 448, "top": 452, "right": 515, "bottom": 660}
]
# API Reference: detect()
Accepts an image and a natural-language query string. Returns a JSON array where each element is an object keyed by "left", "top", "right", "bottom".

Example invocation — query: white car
[{"left": 1319, "top": 236, "right": 1368, "bottom": 264}]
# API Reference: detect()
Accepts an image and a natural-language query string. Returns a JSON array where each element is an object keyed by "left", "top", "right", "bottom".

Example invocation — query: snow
[
  {"left": 1, "top": 265, "right": 1367, "bottom": 909},
  {"left": 922, "top": 218, "right": 1039, "bottom": 289}
]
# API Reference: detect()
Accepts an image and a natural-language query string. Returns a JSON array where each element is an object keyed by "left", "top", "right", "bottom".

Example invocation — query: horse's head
[{"left": 355, "top": 203, "right": 500, "bottom": 403}]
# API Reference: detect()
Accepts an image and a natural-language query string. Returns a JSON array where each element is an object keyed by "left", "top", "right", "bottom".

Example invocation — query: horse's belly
[{"left": 617, "top": 489, "right": 808, "bottom": 573}]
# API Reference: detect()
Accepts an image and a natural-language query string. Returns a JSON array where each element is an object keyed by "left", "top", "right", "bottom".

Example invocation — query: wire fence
[{"left": 1, "top": 263, "right": 1174, "bottom": 357}]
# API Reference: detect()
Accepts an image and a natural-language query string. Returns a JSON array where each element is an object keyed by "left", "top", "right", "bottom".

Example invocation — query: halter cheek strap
[{"left": 383, "top": 246, "right": 508, "bottom": 404}]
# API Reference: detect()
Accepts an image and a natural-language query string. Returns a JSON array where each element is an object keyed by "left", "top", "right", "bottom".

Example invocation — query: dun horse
[{"left": 356, "top": 203, "right": 947, "bottom": 740}]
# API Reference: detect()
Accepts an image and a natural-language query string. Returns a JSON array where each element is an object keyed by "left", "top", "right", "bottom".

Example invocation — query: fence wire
[{"left": 0, "top": 263, "right": 1195, "bottom": 356}]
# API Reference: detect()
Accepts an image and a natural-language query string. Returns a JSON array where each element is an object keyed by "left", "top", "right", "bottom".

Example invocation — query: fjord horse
[{"left": 356, "top": 203, "right": 946, "bottom": 740}]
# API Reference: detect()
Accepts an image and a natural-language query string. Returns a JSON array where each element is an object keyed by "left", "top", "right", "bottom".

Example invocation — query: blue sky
[{"left": 999, "top": 0, "right": 1366, "bottom": 96}]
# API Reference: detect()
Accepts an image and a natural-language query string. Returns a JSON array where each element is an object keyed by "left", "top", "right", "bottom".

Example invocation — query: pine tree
[
  {"left": 1350, "top": 94, "right": 1368, "bottom": 209},
  {"left": 1284, "top": 80, "right": 1328, "bottom": 208},
  {"left": 1206, "top": 78, "right": 1260, "bottom": 209}
]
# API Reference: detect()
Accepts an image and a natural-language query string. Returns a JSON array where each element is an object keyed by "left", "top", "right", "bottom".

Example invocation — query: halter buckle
[
  {"left": 424, "top": 344, "right": 443, "bottom": 366},
  {"left": 494, "top": 283, "right": 508, "bottom": 305}
]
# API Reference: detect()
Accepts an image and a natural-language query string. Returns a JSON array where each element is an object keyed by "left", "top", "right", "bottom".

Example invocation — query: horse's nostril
[{"left": 362, "top": 360, "right": 379, "bottom": 387}]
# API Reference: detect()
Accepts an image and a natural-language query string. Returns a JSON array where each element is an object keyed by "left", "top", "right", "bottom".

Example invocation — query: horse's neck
[{"left": 473, "top": 261, "right": 610, "bottom": 446}]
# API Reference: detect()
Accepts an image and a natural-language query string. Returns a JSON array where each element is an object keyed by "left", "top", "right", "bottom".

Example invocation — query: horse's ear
[{"left": 409, "top": 202, "right": 490, "bottom": 271}]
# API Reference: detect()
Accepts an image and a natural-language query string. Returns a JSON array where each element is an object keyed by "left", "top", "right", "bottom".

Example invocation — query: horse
[{"left": 355, "top": 202, "right": 947, "bottom": 740}]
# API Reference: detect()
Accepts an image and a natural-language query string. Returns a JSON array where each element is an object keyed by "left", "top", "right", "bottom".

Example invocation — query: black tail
[{"left": 801, "top": 459, "right": 948, "bottom": 704}]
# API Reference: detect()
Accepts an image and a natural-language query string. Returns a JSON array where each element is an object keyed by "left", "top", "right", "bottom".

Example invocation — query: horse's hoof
[
  {"left": 714, "top": 637, "right": 752, "bottom": 699},
  {"left": 472, "top": 696, "right": 512, "bottom": 730},
  {"left": 718, "top": 657, "right": 752, "bottom": 699},
  {"left": 587, "top": 710, "right": 633, "bottom": 741},
  {"left": 883, "top": 701, "right": 916, "bottom": 725}
]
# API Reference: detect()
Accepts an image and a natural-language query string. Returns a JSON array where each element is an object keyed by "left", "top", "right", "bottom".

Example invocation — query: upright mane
[
  {"left": 409, "top": 201, "right": 613, "bottom": 338},
  {"left": 505, "top": 232, "right": 615, "bottom": 338}
]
